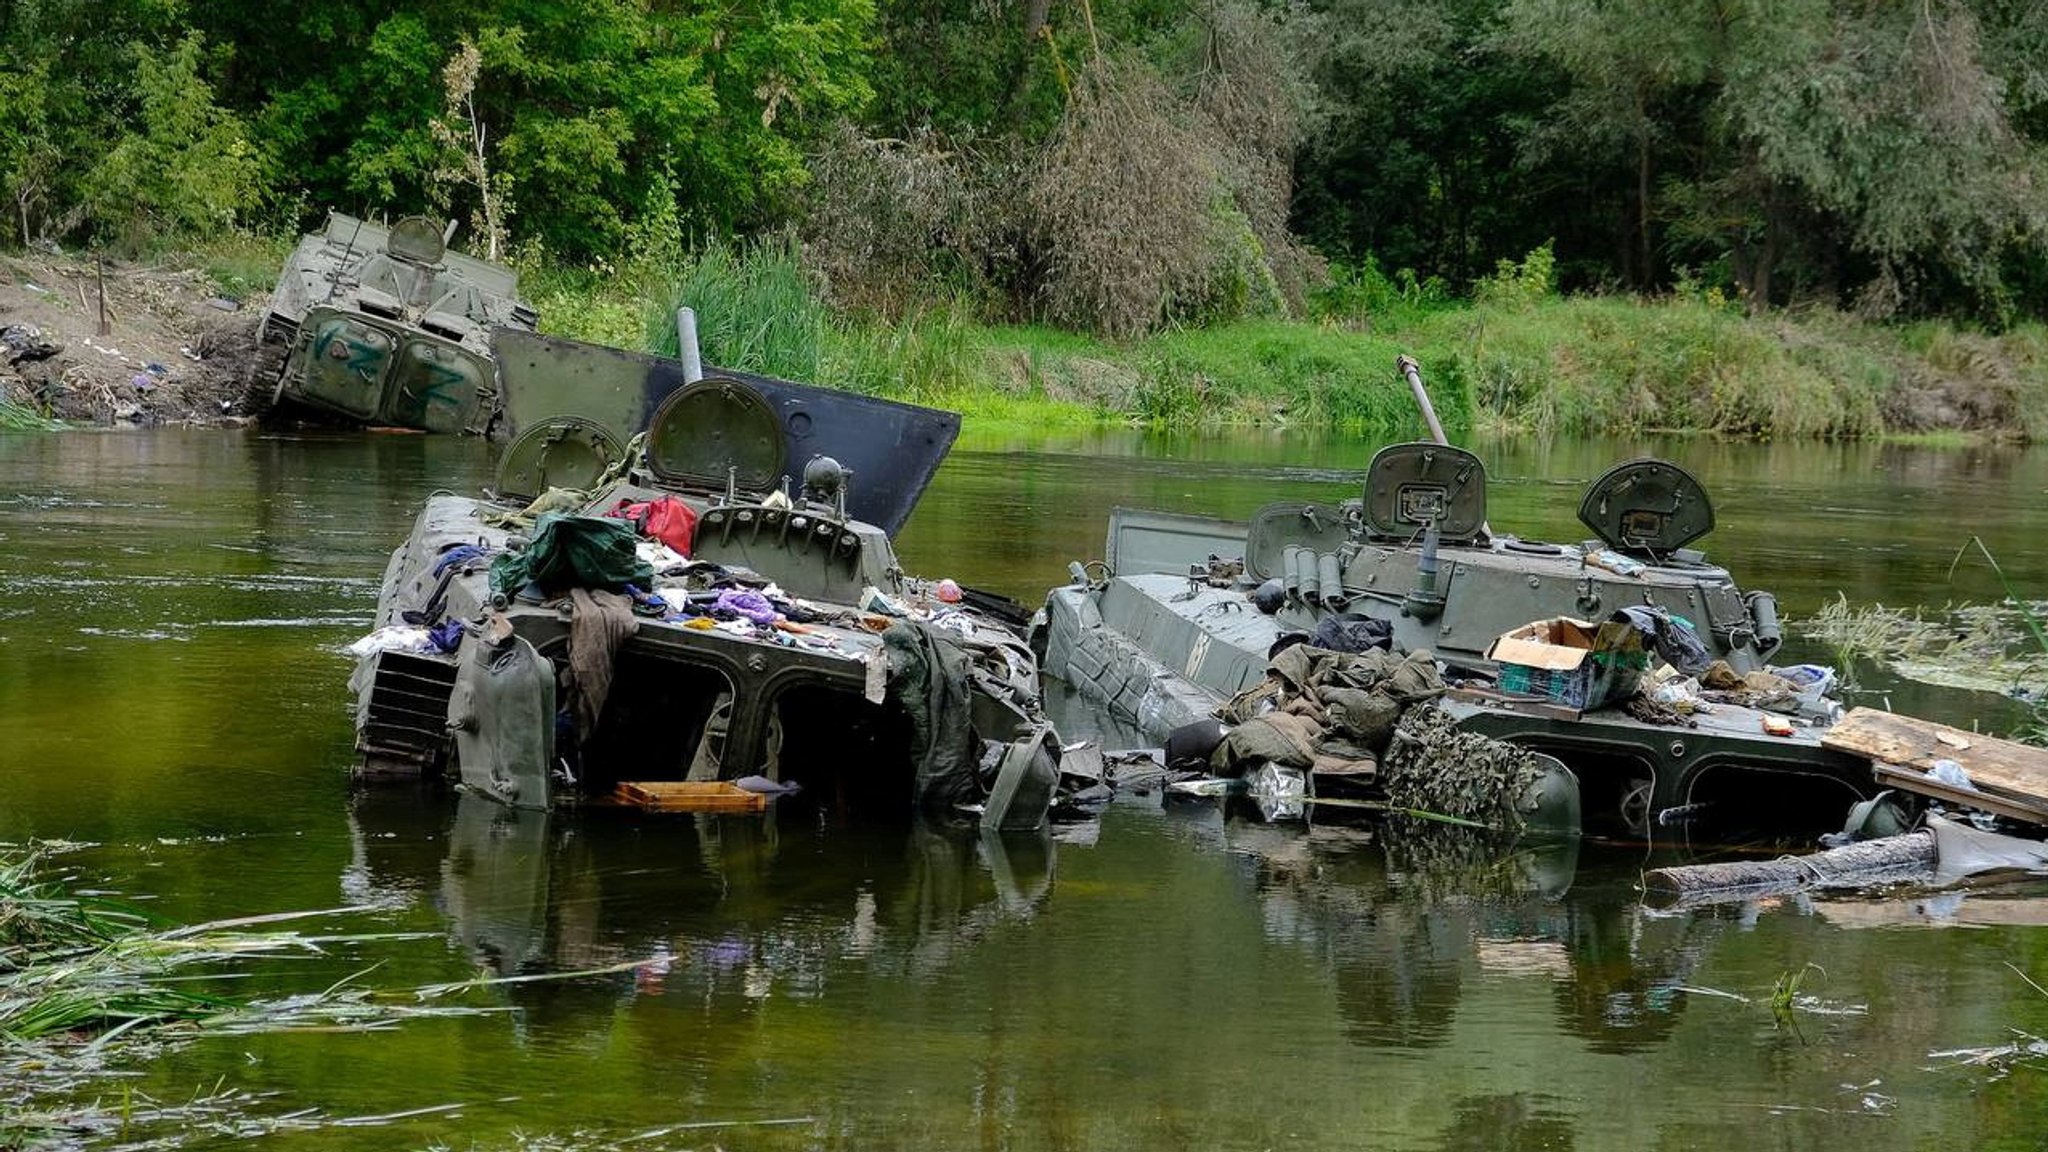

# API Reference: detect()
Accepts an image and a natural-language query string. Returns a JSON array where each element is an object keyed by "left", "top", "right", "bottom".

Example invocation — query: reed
[
  {"left": 0, "top": 849, "right": 683, "bottom": 1146},
  {"left": 642, "top": 235, "right": 826, "bottom": 383},
  {"left": 0, "top": 400, "right": 61, "bottom": 431},
  {"left": 1810, "top": 538, "right": 2045, "bottom": 744}
]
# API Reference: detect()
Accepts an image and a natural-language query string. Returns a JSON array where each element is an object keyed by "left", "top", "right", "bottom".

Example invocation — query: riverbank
[
  {"left": 486, "top": 244, "right": 2048, "bottom": 443},
  {"left": 3, "top": 237, "right": 2041, "bottom": 442}
]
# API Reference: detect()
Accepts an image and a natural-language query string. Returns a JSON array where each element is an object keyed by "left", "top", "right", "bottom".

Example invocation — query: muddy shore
[{"left": 0, "top": 252, "right": 267, "bottom": 427}]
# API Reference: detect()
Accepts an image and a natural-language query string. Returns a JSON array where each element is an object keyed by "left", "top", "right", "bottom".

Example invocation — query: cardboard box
[{"left": 1487, "top": 617, "right": 1648, "bottom": 711}]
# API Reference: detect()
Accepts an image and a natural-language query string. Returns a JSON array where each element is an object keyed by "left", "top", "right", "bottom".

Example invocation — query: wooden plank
[
  {"left": 1871, "top": 764, "right": 2048, "bottom": 826},
  {"left": 1828, "top": 706, "right": 2048, "bottom": 825},
  {"left": 1825, "top": 707, "right": 2048, "bottom": 798},
  {"left": 615, "top": 781, "right": 768, "bottom": 814}
]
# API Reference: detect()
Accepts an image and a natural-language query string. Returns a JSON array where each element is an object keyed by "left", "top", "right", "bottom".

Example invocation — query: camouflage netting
[
  {"left": 1381, "top": 705, "right": 1548, "bottom": 832},
  {"left": 1206, "top": 643, "right": 1549, "bottom": 833}
]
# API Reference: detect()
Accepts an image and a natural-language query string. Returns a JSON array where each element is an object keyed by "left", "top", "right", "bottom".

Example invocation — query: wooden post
[{"left": 96, "top": 257, "right": 110, "bottom": 337}]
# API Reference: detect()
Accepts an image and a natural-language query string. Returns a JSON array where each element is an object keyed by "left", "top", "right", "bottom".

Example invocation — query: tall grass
[
  {"left": 1, "top": 849, "right": 589, "bottom": 1147},
  {"left": 1413, "top": 298, "right": 1895, "bottom": 439},
  {"left": 643, "top": 236, "right": 825, "bottom": 383},
  {"left": 625, "top": 240, "right": 1455, "bottom": 435},
  {"left": 1808, "top": 538, "right": 2046, "bottom": 745},
  {"left": 477, "top": 232, "right": 2048, "bottom": 441}
]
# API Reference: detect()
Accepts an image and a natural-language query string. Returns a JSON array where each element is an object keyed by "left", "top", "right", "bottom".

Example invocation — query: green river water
[{"left": 2, "top": 427, "right": 2046, "bottom": 1150}]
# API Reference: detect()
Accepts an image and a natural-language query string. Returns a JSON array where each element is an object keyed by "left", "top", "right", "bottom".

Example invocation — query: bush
[
  {"left": 800, "top": 125, "right": 1012, "bottom": 317},
  {"left": 1471, "top": 242, "right": 1556, "bottom": 310},
  {"left": 1024, "top": 58, "right": 1223, "bottom": 337}
]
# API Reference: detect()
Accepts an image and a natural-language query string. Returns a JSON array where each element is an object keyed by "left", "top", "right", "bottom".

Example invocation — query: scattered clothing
[
  {"left": 488, "top": 512, "right": 654, "bottom": 601},
  {"left": 1611, "top": 606, "right": 1710, "bottom": 676},
  {"left": 713, "top": 588, "right": 778, "bottom": 625},
  {"left": 346, "top": 625, "right": 436, "bottom": 658}
]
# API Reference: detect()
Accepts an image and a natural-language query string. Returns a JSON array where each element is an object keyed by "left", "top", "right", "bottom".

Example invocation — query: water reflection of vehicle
[
  {"left": 1214, "top": 811, "right": 1725, "bottom": 1054},
  {"left": 345, "top": 791, "right": 1056, "bottom": 1016}
]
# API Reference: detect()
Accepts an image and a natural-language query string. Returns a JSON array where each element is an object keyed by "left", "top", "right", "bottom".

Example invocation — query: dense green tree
[
  {"left": 1494, "top": 0, "right": 2048, "bottom": 313},
  {"left": 0, "top": 61, "right": 58, "bottom": 245},
  {"left": 188, "top": 0, "right": 874, "bottom": 259},
  {"left": 0, "top": 0, "right": 223, "bottom": 246},
  {"left": 1, "top": 0, "right": 2045, "bottom": 324},
  {"left": 1289, "top": 0, "right": 1575, "bottom": 290},
  {"left": 79, "top": 34, "right": 261, "bottom": 247}
]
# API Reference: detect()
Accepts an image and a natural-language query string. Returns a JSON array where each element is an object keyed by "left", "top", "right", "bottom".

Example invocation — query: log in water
[{"left": 1642, "top": 831, "right": 1937, "bottom": 909}]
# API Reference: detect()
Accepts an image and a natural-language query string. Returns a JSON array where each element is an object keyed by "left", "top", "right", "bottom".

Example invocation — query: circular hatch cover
[
  {"left": 1576, "top": 458, "right": 1715, "bottom": 555},
  {"left": 644, "top": 376, "right": 787, "bottom": 493},
  {"left": 494, "top": 415, "right": 624, "bottom": 503},
  {"left": 388, "top": 216, "right": 447, "bottom": 265}
]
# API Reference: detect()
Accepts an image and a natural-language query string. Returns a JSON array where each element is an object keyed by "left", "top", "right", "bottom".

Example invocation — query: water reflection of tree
[
  {"left": 1548, "top": 875, "right": 1704, "bottom": 1054},
  {"left": 1435, "top": 1092, "right": 1577, "bottom": 1152}
]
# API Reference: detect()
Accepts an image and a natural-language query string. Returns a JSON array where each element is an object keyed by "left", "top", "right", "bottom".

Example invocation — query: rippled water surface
[{"left": 2, "top": 427, "right": 2045, "bottom": 1150}]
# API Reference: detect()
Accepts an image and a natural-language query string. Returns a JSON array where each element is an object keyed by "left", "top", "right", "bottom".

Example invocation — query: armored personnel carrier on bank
[{"left": 249, "top": 212, "right": 538, "bottom": 433}]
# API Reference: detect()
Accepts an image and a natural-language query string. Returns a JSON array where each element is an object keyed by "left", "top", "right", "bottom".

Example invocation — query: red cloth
[{"left": 606, "top": 495, "right": 696, "bottom": 556}]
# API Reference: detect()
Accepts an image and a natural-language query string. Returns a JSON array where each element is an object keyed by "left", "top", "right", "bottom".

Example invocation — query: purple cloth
[
  {"left": 427, "top": 618, "right": 466, "bottom": 653},
  {"left": 713, "top": 588, "right": 778, "bottom": 625}
]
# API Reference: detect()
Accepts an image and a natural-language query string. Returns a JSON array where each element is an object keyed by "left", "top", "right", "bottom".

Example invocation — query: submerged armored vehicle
[
  {"left": 1037, "top": 358, "right": 1890, "bottom": 838},
  {"left": 250, "top": 211, "right": 538, "bottom": 433},
  {"left": 348, "top": 330, "right": 1061, "bottom": 828}
]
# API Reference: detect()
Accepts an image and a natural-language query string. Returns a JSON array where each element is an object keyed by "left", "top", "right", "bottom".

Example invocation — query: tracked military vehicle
[
  {"left": 1036, "top": 357, "right": 1891, "bottom": 838},
  {"left": 349, "top": 329, "right": 1062, "bottom": 829},
  {"left": 249, "top": 211, "right": 538, "bottom": 433}
]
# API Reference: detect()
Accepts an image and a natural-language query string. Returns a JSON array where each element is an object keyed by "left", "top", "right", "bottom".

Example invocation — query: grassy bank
[
  {"left": 522, "top": 242, "right": 2046, "bottom": 441},
  {"left": 15, "top": 232, "right": 2022, "bottom": 441}
]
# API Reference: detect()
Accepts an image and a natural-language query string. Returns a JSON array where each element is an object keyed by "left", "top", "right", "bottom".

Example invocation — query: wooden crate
[{"left": 615, "top": 781, "right": 769, "bottom": 814}]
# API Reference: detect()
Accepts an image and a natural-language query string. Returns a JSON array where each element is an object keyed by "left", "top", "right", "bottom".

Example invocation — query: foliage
[
  {"left": 164, "top": 0, "right": 874, "bottom": 260},
  {"left": 429, "top": 38, "right": 511, "bottom": 261},
  {"left": 799, "top": 124, "right": 1011, "bottom": 316},
  {"left": 1808, "top": 589, "right": 2047, "bottom": 744},
  {"left": 0, "top": 399, "right": 62, "bottom": 432},
  {"left": 1471, "top": 241, "right": 1556, "bottom": 309},
  {"left": 0, "top": 61, "right": 59, "bottom": 248},
  {"left": 1437, "top": 295, "right": 1892, "bottom": 438},
  {"left": 2, "top": 0, "right": 2043, "bottom": 341},
  {"left": 800, "top": 0, "right": 1316, "bottom": 337},
  {"left": 1291, "top": 0, "right": 1559, "bottom": 290},
  {"left": 499, "top": 228, "right": 2048, "bottom": 443},
  {"left": 1310, "top": 256, "right": 1452, "bottom": 329},
  {"left": 0, "top": 849, "right": 633, "bottom": 1146},
  {"left": 1021, "top": 4, "right": 1317, "bottom": 336},
  {"left": 77, "top": 34, "right": 261, "bottom": 251},
  {"left": 1026, "top": 57, "right": 1224, "bottom": 336},
  {"left": 825, "top": 297, "right": 982, "bottom": 401}
]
